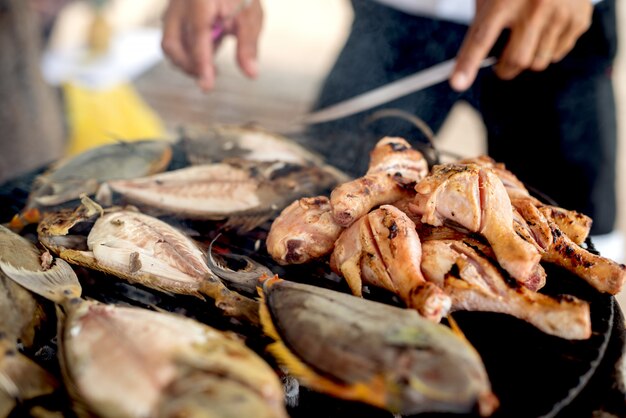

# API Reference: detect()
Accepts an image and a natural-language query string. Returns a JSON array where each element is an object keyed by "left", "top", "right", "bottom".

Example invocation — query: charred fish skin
[{"left": 259, "top": 277, "right": 498, "bottom": 416}]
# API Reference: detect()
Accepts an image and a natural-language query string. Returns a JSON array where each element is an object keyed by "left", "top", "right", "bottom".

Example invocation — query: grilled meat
[
  {"left": 410, "top": 163, "right": 541, "bottom": 289},
  {"left": 508, "top": 198, "right": 624, "bottom": 294},
  {"left": 538, "top": 209, "right": 626, "bottom": 295},
  {"left": 330, "top": 137, "right": 428, "bottom": 227},
  {"left": 421, "top": 240, "right": 591, "bottom": 340},
  {"left": 461, "top": 155, "right": 592, "bottom": 243},
  {"left": 266, "top": 196, "right": 343, "bottom": 265},
  {"left": 331, "top": 205, "right": 451, "bottom": 321}
]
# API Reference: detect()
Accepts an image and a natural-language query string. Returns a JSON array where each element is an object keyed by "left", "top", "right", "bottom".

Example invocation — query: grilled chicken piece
[
  {"left": 414, "top": 219, "right": 548, "bottom": 291},
  {"left": 410, "top": 163, "right": 541, "bottom": 289},
  {"left": 330, "top": 137, "right": 428, "bottom": 227},
  {"left": 421, "top": 240, "right": 591, "bottom": 340},
  {"left": 537, "top": 208, "right": 626, "bottom": 294},
  {"left": 507, "top": 198, "right": 624, "bottom": 294},
  {"left": 511, "top": 199, "right": 553, "bottom": 251},
  {"left": 266, "top": 196, "right": 343, "bottom": 265},
  {"left": 331, "top": 205, "right": 450, "bottom": 321},
  {"left": 462, "top": 155, "right": 592, "bottom": 243},
  {"left": 541, "top": 206, "right": 592, "bottom": 245}
]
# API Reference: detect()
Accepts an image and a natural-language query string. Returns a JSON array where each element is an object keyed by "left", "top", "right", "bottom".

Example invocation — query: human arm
[
  {"left": 161, "top": 0, "right": 263, "bottom": 91},
  {"left": 450, "top": 0, "right": 593, "bottom": 91}
]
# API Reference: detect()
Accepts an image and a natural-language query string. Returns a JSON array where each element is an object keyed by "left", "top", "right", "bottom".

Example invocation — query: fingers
[
  {"left": 235, "top": 1, "right": 263, "bottom": 78},
  {"left": 190, "top": 0, "right": 218, "bottom": 90},
  {"left": 496, "top": 4, "right": 547, "bottom": 80},
  {"left": 530, "top": 10, "right": 564, "bottom": 71},
  {"left": 162, "top": 0, "right": 193, "bottom": 74},
  {"left": 452, "top": 0, "right": 594, "bottom": 88},
  {"left": 451, "top": 3, "right": 508, "bottom": 91},
  {"left": 553, "top": 4, "right": 592, "bottom": 62}
]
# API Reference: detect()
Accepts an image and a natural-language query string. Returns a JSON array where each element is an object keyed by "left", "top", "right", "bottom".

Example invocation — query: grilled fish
[
  {"left": 104, "top": 159, "right": 342, "bottom": 232},
  {"left": 27, "top": 140, "right": 172, "bottom": 208},
  {"left": 259, "top": 276, "right": 498, "bottom": 416},
  {"left": 0, "top": 226, "right": 58, "bottom": 417},
  {"left": 37, "top": 201, "right": 259, "bottom": 325},
  {"left": 181, "top": 124, "right": 326, "bottom": 166},
  {"left": 0, "top": 259, "right": 287, "bottom": 418}
]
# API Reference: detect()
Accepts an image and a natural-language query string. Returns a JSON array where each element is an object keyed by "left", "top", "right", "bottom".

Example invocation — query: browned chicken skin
[
  {"left": 537, "top": 208, "right": 626, "bottom": 295},
  {"left": 508, "top": 197, "right": 624, "bottom": 295},
  {"left": 330, "top": 137, "right": 428, "bottom": 227},
  {"left": 266, "top": 196, "right": 343, "bottom": 265},
  {"left": 462, "top": 155, "right": 592, "bottom": 244},
  {"left": 331, "top": 205, "right": 451, "bottom": 321},
  {"left": 410, "top": 164, "right": 542, "bottom": 289},
  {"left": 421, "top": 240, "right": 591, "bottom": 340}
]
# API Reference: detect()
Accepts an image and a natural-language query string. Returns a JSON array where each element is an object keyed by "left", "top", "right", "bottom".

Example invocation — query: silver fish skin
[{"left": 28, "top": 140, "right": 172, "bottom": 207}]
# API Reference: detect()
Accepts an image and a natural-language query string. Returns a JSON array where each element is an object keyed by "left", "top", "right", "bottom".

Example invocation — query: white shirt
[{"left": 374, "top": 0, "right": 603, "bottom": 24}]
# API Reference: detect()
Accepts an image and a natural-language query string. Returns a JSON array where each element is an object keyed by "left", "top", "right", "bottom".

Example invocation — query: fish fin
[
  {"left": 0, "top": 259, "right": 82, "bottom": 305},
  {"left": 446, "top": 314, "right": 468, "bottom": 342},
  {"left": 259, "top": 290, "right": 388, "bottom": 409},
  {"left": 79, "top": 194, "right": 104, "bottom": 218},
  {"left": 206, "top": 236, "right": 271, "bottom": 295},
  {"left": 0, "top": 342, "right": 57, "bottom": 401}
]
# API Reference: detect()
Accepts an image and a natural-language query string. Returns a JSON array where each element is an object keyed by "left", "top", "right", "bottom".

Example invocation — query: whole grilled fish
[
  {"left": 181, "top": 124, "right": 325, "bottom": 166},
  {"left": 27, "top": 140, "right": 172, "bottom": 208},
  {"left": 0, "top": 259, "right": 287, "bottom": 418},
  {"left": 37, "top": 201, "right": 259, "bottom": 325},
  {"left": 103, "top": 159, "right": 343, "bottom": 232},
  {"left": 259, "top": 276, "right": 499, "bottom": 416},
  {"left": 0, "top": 226, "right": 58, "bottom": 417}
]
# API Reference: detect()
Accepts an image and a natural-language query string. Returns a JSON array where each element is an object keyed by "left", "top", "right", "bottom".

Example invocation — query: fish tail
[
  {"left": 200, "top": 278, "right": 260, "bottom": 326},
  {"left": 0, "top": 259, "right": 82, "bottom": 306},
  {"left": 206, "top": 239, "right": 272, "bottom": 295}
]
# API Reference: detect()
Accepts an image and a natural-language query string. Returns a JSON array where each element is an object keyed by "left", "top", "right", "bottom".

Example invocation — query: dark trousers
[{"left": 305, "top": 0, "right": 618, "bottom": 234}]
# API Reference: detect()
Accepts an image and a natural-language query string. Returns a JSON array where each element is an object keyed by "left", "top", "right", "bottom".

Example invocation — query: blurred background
[{"left": 2, "top": 0, "right": 625, "bottom": 304}]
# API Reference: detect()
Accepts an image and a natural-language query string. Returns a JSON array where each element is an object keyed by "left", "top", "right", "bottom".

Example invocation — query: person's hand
[
  {"left": 162, "top": 0, "right": 263, "bottom": 91},
  {"left": 450, "top": 0, "right": 593, "bottom": 91}
]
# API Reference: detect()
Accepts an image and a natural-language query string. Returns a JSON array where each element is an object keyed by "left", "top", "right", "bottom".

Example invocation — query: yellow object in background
[{"left": 63, "top": 82, "right": 166, "bottom": 156}]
